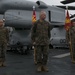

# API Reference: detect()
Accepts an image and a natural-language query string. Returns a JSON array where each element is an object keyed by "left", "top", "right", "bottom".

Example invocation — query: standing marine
[
  {"left": 31, "top": 11, "right": 51, "bottom": 72},
  {"left": 66, "top": 21, "right": 75, "bottom": 63},
  {"left": 0, "top": 19, "right": 9, "bottom": 67}
]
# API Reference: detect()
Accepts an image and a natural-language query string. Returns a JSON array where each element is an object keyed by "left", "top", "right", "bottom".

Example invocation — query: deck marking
[{"left": 53, "top": 53, "right": 70, "bottom": 58}]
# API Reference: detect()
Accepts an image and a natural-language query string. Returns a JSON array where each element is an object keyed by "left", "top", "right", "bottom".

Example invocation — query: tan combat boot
[
  {"left": 34, "top": 60, "right": 37, "bottom": 65},
  {"left": 2, "top": 62, "right": 6, "bottom": 67},
  {"left": 72, "top": 61, "right": 75, "bottom": 64},
  {"left": 37, "top": 65, "right": 42, "bottom": 72},
  {"left": 42, "top": 65, "right": 49, "bottom": 72},
  {"left": 0, "top": 62, "right": 2, "bottom": 67}
]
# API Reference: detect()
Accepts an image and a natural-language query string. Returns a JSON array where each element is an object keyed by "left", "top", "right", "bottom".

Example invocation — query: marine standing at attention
[{"left": 31, "top": 11, "right": 51, "bottom": 72}]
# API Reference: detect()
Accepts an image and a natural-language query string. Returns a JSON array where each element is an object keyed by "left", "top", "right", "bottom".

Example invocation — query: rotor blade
[
  {"left": 61, "top": 0, "right": 75, "bottom": 4},
  {"left": 56, "top": 6, "right": 75, "bottom": 10},
  {"left": 70, "top": 14, "right": 75, "bottom": 18}
]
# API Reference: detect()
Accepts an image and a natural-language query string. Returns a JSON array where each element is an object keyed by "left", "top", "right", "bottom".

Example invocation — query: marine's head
[
  {"left": 39, "top": 11, "right": 46, "bottom": 20},
  {"left": 0, "top": 19, "right": 4, "bottom": 27}
]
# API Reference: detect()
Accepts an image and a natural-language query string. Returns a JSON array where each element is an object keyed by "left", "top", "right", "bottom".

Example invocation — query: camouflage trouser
[
  {"left": 0, "top": 43, "right": 7, "bottom": 62},
  {"left": 34, "top": 47, "right": 37, "bottom": 61},
  {"left": 72, "top": 43, "right": 75, "bottom": 60},
  {"left": 36, "top": 45, "right": 49, "bottom": 65}
]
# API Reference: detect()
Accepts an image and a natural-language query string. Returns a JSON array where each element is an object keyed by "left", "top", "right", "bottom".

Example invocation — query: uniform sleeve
[
  {"left": 6, "top": 28, "right": 9, "bottom": 42},
  {"left": 48, "top": 22, "right": 51, "bottom": 39},
  {"left": 70, "top": 27, "right": 74, "bottom": 36},
  {"left": 31, "top": 22, "right": 37, "bottom": 42},
  {"left": 66, "top": 27, "right": 73, "bottom": 43}
]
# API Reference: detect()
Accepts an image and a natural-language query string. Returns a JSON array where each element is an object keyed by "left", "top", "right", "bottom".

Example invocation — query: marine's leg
[
  {"left": 0, "top": 58, "right": 3, "bottom": 67},
  {"left": 72, "top": 43, "right": 75, "bottom": 62},
  {"left": 36, "top": 45, "right": 42, "bottom": 72},
  {"left": 34, "top": 46, "right": 37, "bottom": 65},
  {"left": 42, "top": 45, "right": 49, "bottom": 72},
  {"left": 0, "top": 44, "right": 3, "bottom": 67},
  {"left": 1, "top": 44, "right": 7, "bottom": 67}
]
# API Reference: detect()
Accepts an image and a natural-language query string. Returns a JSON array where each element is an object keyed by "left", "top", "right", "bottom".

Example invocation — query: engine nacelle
[
  {"left": 36, "top": 1, "right": 48, "bottom": 8},
  {"left": 4, "top": 10, "right": 34, "bottom": 28}
]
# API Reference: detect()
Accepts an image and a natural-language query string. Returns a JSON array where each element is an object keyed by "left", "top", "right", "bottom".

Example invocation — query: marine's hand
[
  {"left": 33, "top": 42, "right": 36, "bottom": 45},
  {"left": 7, "top": 42, "right": 9, "bottom": 46},
  {"left": 69, "top": 41, "right": 71, "bottom": 44}
]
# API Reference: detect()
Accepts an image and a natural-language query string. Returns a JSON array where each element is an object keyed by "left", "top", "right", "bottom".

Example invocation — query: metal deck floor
[{"left": 0, "top": 49, "right": 75, "bottom": 75}]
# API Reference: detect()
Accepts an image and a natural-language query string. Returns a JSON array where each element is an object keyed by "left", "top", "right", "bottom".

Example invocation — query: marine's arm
[
  {"left": 48, "top": 22, "right": 51, "bottom": 39},
  {"left": 66, "top": 27, "right": 73, "bottom": 44},
  {"left": 5, "top": 28, "right": 9, "bottom": 43}
]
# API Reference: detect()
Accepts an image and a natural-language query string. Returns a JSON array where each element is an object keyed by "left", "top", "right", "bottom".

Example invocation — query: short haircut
[
  {"left": 40, "top": 11, "right": 46, "bottom": 16},
  {"left": 0, "top": 19, "right": 3, "bottom": 23}
]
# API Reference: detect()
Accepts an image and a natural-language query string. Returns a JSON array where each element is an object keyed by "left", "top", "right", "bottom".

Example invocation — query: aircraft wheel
[
  {"left": 16, "top": 47, "right": 23, "bottom": 55},
  {"left": 23, "top": 46, "right": 30, "bottom": 54},
  {"left": 49, "top": 44, "right": 53, "bottom": 49}
]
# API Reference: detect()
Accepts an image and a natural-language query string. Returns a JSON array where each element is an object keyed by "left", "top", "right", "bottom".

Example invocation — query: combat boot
[
  {"left": 2, "top": 62, "right": 6, "bottom": 67},
  {"left": 37, "top": 65, "right": 42, "bottom": 72},
  {"left": 34, "top": 60, "right": 37, "bottom": 65},
  {"left": 0, "top": 62, "right": 2, "bottom": 67},
  {"left": 42, "top": 65, "right": 49, "bottom": 72},
  {"left": 72, "top": 61, "right": 75, "bottom": 64}
]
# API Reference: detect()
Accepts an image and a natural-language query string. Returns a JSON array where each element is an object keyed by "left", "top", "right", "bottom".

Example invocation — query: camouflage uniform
[
  {"left": 31, "top": 20, "right": 51, "bottom": 66},
  {"left": 66, "top": 26, "right": 75, "bottom": 61},
  {"left": 0, "top": 27, "right": 9, "bottom": 66}
]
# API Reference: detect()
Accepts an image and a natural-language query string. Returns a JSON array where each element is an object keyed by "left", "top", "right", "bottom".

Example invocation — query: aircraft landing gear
[{"left": 16, "top": 46, "right": 31, "bottom": 55}]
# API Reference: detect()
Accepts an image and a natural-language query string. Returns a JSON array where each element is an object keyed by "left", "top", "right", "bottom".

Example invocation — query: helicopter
[{"left": 0, "top": 0, "right": 73, "bottom": 54}]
